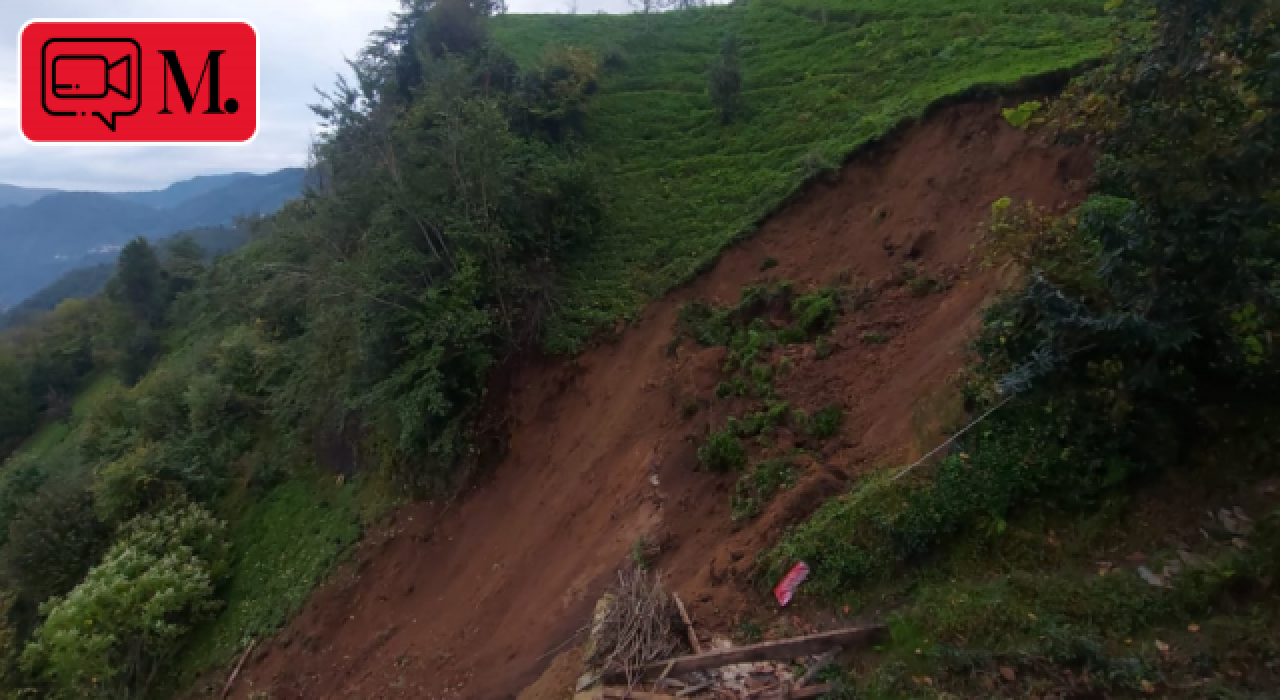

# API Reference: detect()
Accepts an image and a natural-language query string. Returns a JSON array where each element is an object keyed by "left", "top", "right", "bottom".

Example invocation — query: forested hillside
[
  {"left": 0, "top": 169, "right": 303, "bottom": 308},
  {"left": 4, "top": 0, "right": 1277, "bottom": 697}
]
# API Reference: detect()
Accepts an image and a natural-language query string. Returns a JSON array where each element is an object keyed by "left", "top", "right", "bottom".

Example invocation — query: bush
[
  {"left": 764, "top": 393, "right": 1161, "bottom": 598},
  {"left": 1001, "top": 100, "right": 1042, "bottom": 129},
  {"left": 22, "top": 503, "right": 228, "bottom": 700},
  {"left": 731, "top": 458, "right": 797, "bottom": 521},
  {"left": 698, "top": 429, "right": 747, "bottom": 473},
  {"left": 791, "top": 289, "right": 839, "bottom": 335},
  {"left": 806, "top": 404, "right": 843, "bottom": 439}
]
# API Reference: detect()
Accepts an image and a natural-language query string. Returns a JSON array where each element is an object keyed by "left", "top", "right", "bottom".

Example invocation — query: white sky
[{"left": 1, "top": 0, "right": 630, "bottom": 192}]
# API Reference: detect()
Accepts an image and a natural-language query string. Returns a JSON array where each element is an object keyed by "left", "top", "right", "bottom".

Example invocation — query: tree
[
  {"left": 708, "top": 32, "right": 743, "bottom": 124},
  {"left": 986, "top": 0, "right": 1280, "bottom": 403},
  {"left": 0, "top": 476, "right": 107, "bottom": 607},
  {"left": 0, "top": 355, "right": 38, "bottom": 458},
  {"left": 424, "top": 0, "right": 491, "bottom": 58},
  {"left": 160, "top": 236, "right": 207, "bottom": 298},
  {"left": 106, "top": 239, "right": 164, "bottom": 324}
]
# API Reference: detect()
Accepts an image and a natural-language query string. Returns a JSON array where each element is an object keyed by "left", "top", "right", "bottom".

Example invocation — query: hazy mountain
[
  {"left": 113, "top": 173, "right": 253, "bottom": 210},
  {"left": 0, "top": 184, "right": 59, "bottom": 208},
  {"left": 0, "top": 169, "right": 304, "bottom": 308},
  {"left": 160, "top": 169, "right": 304, "bottom": 231},
  {"left": 0, "top": 263, "right": 115, "bottom": 331},
  {"left": 0, "top": 224, "right": 254, "bottom": 330}
]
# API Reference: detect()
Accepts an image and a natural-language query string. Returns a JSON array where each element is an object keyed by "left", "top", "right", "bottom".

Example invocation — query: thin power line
[{"left": 891, "top": 393, "right": 1016, "bottom": 482}]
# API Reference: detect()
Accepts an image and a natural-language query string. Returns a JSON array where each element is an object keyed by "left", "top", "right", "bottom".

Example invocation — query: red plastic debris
[{"left": 773, "top": 561, "right": 810, "bottom": 606}]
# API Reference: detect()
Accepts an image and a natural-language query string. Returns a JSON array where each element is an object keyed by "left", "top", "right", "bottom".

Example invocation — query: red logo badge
[{"left": 20, "top": 21, "right": 258, "bottom": 143}]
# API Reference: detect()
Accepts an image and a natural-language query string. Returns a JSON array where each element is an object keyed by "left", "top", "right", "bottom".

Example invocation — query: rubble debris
[
  {"left": 603, "top": 625, "right": 887, "bottom": 683},
  {"left": 588, "top": 569, "right": 684, "bottom": 686}
]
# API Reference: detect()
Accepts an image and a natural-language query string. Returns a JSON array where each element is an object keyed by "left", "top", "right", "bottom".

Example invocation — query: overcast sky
[{"left": 1, "top": 0, "right": 630, "bottom": 193}]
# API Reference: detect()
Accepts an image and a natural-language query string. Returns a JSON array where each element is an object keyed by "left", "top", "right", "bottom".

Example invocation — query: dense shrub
[
  {"left": 22, "top": 503, "right": 228, "bottom": 700},
  {"left": 805, "top": 404, "right": 843, "bottom": 439},
  {"left": 992, "top": 0, "right": 1280, "bottom": 401},
  {"left": 731, "top": 457, "right": 796, "bottom": 521},
  {"left": 698, "top": 429, "right": 747, "bottom": 473}
]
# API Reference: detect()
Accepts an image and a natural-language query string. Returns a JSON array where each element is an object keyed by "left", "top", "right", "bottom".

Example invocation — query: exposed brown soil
[{"left": 225, "top": 101, "right": 1089, "bottom": 700}]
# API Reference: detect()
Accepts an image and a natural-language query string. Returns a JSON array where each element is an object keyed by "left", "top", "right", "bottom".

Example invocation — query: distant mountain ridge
[
  {"left": 0, "top": 169, "right": 304, "bottom": 308},
  {"left": 0, "top": 183, "right": 59, "bottom": 208}
]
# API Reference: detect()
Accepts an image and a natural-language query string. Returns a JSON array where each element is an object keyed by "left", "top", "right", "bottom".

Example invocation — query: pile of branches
[{"left": 589, "top": 568, "right": 683, "bottom": 685}]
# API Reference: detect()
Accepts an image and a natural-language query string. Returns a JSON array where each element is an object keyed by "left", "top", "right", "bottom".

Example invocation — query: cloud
[{"left": 1, "top": 0, "right": 645, "bottom": 191}]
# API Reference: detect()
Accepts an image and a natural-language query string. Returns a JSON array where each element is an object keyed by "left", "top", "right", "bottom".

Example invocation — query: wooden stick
[
  {"left": 220, "top": 639, "right": 258, "bottom": 700},
  {"left": 600, "top": 688, "right": 680, "bottom": 699},
  {"left": 602, "top": 626, "right": 886, "bottom": 683},
  {"left": 797, "top": 648, "right": 840, "bottom": 687},
  {"left": 672, "top": 593, "right": 702, "bottom": 655}
]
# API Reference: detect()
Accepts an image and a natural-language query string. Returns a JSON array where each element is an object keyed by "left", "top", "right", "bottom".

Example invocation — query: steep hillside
[
  {"left": 220, "top": 100, "right": 1089, "bottom": 700},
  {"left": 0, "top": 2, "right": 1145, "bottom": 698},
  {"left": 491, "top": 0, "right": 1110, "bottom": 350}
]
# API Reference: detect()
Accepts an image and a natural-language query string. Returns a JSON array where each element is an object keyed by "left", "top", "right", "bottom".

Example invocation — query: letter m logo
[{"left": 158, "top": 50, "right": 226, "bottom": 114}]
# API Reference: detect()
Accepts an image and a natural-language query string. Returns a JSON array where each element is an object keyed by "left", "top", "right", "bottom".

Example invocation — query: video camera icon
[{"left": 42, "top": 38, "right": 141, "bottom": 132}]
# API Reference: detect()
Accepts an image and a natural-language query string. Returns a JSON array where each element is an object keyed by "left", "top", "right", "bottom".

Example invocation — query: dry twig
[{"left": 588, "top": 568, "right": 682, "bottom": 688}]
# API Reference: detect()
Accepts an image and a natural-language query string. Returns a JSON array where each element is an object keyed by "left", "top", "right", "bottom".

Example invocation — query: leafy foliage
[
  {"left": 0, "top": 475, "right": 107, "bottom": 608},
  {"left": 764, "top": 391, "right": 1168, "bottom": 597},
  {"left": 990, "top": 0, "right": 1280, "bottom": 402},
  {"left": 698, "top": 429, "right": 747, "bottom": 473},
  {"left": 1001, "top": 99, "right": 1043, "bottom": 128},
  {"left": 731, "top": 456, "right": 796, "bottom": 521},
  {"left": 22, "top": 503, "right": 227, "bottom": 700}
]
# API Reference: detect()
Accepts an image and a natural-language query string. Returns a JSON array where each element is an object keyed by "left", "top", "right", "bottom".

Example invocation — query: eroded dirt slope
[{"left": 227, "top": 101, "right": 1089, "bottom": 700}]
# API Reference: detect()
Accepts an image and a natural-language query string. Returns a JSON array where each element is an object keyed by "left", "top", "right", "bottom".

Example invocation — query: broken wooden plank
[
  {"left": 672, "top": 593, "right": 703, "bottom": 655},
  {"left": 219, "top": 638, "right": 258, "bottom": 700},
  {"left": 599, "top": 687, "right": 680, "bottom": 699},
  {"left": 603, "top": 626, "right": 886, "bottom": 683}
]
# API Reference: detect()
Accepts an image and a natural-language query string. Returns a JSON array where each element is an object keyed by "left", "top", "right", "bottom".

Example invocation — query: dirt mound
[{"left": 226, "top": 101, "right": 1089, "bottom": 700}]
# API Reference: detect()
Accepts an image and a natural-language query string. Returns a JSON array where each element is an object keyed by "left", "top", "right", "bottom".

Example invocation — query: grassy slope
[
  {"left": 493, "top": 0, "right": 1111, "bottom": 351},
  {"left": 175, "top": 478, "right": 371, "bottom": 684}
]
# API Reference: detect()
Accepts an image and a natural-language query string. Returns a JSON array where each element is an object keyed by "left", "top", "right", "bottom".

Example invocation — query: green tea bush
[
  {"left": 791, "top": 289, "right": 840, "bottom": 335},
  {"left": 731, "top": 457, "right": 797, "bottom": 521},
  {"left": 698, "top": 429, "right": 747, "bottom": 473},
  {"left": 805, "top": 404, "right": 843, "bottom": 439}
]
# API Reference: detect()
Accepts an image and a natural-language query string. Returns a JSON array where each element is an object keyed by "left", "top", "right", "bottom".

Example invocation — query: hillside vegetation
[
  {"left": 753, "top": 0, "right": 1280, "bottom": 695},
  {"left": 0, "top": 0, "right": 1124, "bottom": 697},
  {"left": 493, "top": 0, "right": 1111, "bottom": 350}
]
